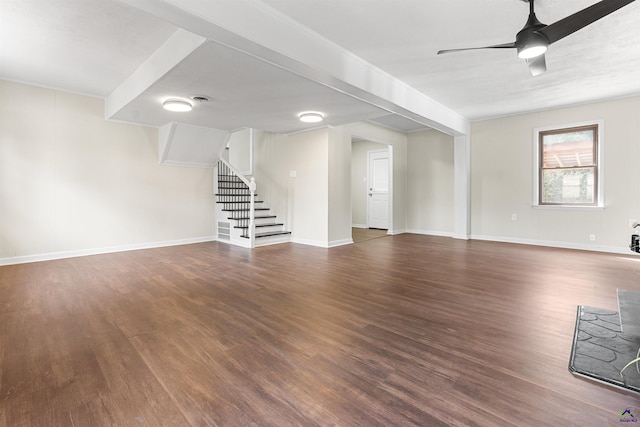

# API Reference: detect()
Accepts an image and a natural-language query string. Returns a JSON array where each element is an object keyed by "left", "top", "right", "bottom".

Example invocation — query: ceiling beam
[
  {"left": 105, "top": 28, "right": 207, "bottom": 120},
  {"left": 115, "top": 0, "right": 470, "bottom": 136}
]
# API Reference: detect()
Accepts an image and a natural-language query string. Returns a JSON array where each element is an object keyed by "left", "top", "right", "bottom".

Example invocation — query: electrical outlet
[
  {"left": 511, "top": 213, "right": 517, "bottom": 221},
  {"left": 589, "top": 234, "right": 596, "bottom": 241}
]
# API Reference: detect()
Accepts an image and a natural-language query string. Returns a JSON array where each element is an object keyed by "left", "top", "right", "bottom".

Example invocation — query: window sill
[{"left": 532, "top": 205, "right": 605, "bottom": 211}]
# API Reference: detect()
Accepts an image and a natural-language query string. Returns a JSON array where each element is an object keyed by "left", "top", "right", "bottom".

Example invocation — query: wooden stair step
[
  {"left": 240, "top": 231, "right": 291, "bottom": 239},
  {"left": 230, "top": 215, "right": 277, "bottom": 220},
  {"left": 234, "top": 223, "right": 284, "bottom": 229}
]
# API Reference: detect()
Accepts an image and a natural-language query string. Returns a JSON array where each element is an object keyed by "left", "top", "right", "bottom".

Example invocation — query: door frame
[{"left": 364, "top": 145, "right": 393, "bottom": 232}]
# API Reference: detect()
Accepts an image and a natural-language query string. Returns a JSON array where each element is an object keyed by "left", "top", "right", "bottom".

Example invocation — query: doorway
[
  {"left": 351, "top": 227, "right": 388, "bottom": 243},
  {"left": 367, "top": 149, "right": 389, "bottom": 229},
  {"left": 351, "top": 138, "right": 392, "bottom": 240}
]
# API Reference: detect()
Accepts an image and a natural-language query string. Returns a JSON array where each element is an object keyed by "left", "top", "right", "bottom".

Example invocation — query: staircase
[{"left": 215, "top": 159, "right": 291, "bottom": 248}]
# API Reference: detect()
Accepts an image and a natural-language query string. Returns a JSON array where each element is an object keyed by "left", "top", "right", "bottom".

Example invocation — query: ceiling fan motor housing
[{"left": 516, "top": 12, "right": 549, "bottom": 58}]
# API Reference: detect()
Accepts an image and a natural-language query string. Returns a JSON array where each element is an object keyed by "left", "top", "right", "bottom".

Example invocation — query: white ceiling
[
  {"left": 0, "top": 0, "right": 176, "bottom": 96},
  {"left": 1, "top": 0, "right": 639, "bottom": 134}
]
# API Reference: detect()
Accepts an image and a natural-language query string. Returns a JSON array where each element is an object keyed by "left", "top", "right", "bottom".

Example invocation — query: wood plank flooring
[
  {"left": 1, "top": 234, "right": 640, "bottom": 426},
  {"left": 351, "top": 227, "right": 389, "bottom": 243}
]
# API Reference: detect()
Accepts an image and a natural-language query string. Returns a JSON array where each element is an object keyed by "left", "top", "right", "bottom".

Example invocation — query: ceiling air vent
[{"left": 190, "top": 95, "right": 211, "bottom": 103}]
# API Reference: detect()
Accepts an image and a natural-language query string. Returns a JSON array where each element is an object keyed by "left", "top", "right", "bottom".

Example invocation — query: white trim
[
  {"left": 290, "top": 237, "right": 330, "bottom": 248},
  {"left": 288, "top": 237, "right": 353, "bottom": 248},
  {"left": 468, "top": 92, "right": 640, "bottom": 123},
  {"left": 453, "top": 135, "right": 470, "bottom": 239},
  {"left": 532, "top": 205, "right": 605, "bottom": 211},
  {"left": 105, "top": 29, "right": 207, "bottom": 119},
  {"left": 247, "top": 128, "right": 254, "bottom": 176},
  {"left": 366, "top": 148, "right": 391, "bottom": 230},
  {"left": 216, "top": 237, "right": 251, "bottom": 249},
  {"left": 254, "top": 239, "right": 291, "bottom": 248},
  {"left": 328, "top": 238, "right": 354, "bottom": 248},
  {"left": 387, "top": 228, "right": 406, "bottom": 236},
  {"left": 388, "top": 146, "right": 394, "bottom": 234},
  {"left": 532, "top": 120, "right": 605, "bottom": 208},
  {"left": 0, "top": 236, "right": 217, "bottom": 266},
  {"left": 406, "top": 229, "right": 454, "bottom": 238},
  {"left": 351, "top": 224, "right": 367, "bottom": 229},
  {"left": 0, "top": 77, "right": 105, "bottom": 100},
  {"left": 470, "top": 234, "right": 634, "bottom": 255}
]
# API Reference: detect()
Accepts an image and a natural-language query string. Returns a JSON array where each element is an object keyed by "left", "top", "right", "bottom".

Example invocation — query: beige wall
[
  {"left": 253, "top": 128, "right": 329, "bottom": 245},
  {"left": 407, "top": 130, "right": 454, "bottom": 235},
  {"left": 327, "top": 126, "right": 352, "bottom": 244},
  {"left": 470, "top": 96, "right": 640, "bottom": 252},
  {"left": 0, "top": 81, "right": 216, "bottom": 263},
  {"left": 227, "top": 128, "right": 251, "bottom": 174},
  {"left": 15, "top": 81, "right": 635, "bottom": 258}
]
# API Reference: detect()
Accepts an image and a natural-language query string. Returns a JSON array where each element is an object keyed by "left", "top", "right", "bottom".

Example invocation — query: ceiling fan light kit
[
  {"left": 516, "top": 32, "right": 548, "bottom": 59},
  {"left": 438, "top": 0, "right": 636, "bottom": 75},
  {"left": 517, "top": 42, "right": 547, "bottom": 59}
]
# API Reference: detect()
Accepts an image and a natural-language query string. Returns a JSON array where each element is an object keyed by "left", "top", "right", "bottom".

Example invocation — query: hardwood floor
[
  {"left": 351, "top": 227, "right": 389, "bottom": 243},
  {"left": 1, "top": 235, "right": 639, "bottom": 426}
]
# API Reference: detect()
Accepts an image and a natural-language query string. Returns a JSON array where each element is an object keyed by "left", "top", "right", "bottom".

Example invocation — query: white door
[{"left": 367, "top": 150, "right": 389, "bottom": 229}]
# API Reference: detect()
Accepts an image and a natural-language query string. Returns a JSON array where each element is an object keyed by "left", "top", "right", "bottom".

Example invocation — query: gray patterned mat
[{"left": 569, "top": 306, "right": 640, "bottom": 394}]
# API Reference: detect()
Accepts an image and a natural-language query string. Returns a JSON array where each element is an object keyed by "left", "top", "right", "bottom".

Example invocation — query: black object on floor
[{"left": 569, "top": 306, "right": 640, "bottom": 395}]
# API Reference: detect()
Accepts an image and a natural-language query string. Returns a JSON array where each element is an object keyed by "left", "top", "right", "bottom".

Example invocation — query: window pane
[
  {"left": 542, "top": 129, "right": 594, "bottom": 168},
  {"left": 542, "top": 167, "right": 594, "bottom": 204}
]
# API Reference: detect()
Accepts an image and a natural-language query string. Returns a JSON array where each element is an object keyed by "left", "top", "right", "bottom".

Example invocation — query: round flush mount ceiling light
[
  {"left": 162, "top": 98, "right": 193, "bottom": 112},
  {"left": 298, "top": 111, "right": 324, "bottom": 123}
]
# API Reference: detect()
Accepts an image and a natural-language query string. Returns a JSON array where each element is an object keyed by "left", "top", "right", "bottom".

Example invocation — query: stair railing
[{"left": 217, "top": 158, "right": 256, "bottom": 248}]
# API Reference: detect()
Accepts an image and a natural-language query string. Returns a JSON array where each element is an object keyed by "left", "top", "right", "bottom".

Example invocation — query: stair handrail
[{"left": 218, "top": 158, "right": 256, "bottom": 248}]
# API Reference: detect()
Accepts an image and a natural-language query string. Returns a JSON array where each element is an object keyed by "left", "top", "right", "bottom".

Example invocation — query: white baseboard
[
  {"left": 3, "top": 232, "right": 631, "bottom": 266},
  {"left": 290, "top": 237, "right": 329, "bottom": 248},
  {"left": 290, "top": 237, "right": 355, "bottom": 248},
  {"left": 351, "top": 224, "right": 367, "bottom": 229},
  {"left": 0, "top": 236, "right": 217, "bottom": 266},
  {"left": 470, "top": 234, "right": 635, "bottom": 255},
  {"left": 406, "top": 229, "right": 634, "bottom": 254},
  {"left": 328, "top": 238, "right": 354, "bottom": 248},
  {"left": 405, "top": 229, "right": 453, "bottom": 238},
  {"left": 387, "top": 228, "right": 411, "bottom": 236}
]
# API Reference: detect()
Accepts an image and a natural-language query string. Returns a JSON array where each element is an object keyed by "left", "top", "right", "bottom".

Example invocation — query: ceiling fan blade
[
  {"left": 539, "top": 0, "right": 636, "bottom": 44},
  {"left": 437, "top": 42, "right": 516, "bottom": 55},
  {"left": 526, "top": 54, "right": 547, "bottom": 76}
]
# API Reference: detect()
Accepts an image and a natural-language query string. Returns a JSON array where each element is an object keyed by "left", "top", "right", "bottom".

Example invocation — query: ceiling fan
[{"left": 437, "top": 0, "right": 636, "bottom": 76}]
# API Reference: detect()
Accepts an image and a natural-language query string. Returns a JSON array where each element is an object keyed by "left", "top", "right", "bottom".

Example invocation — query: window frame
[{"left": 533, "top": 120, "right": 604, "bottom": 209}]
